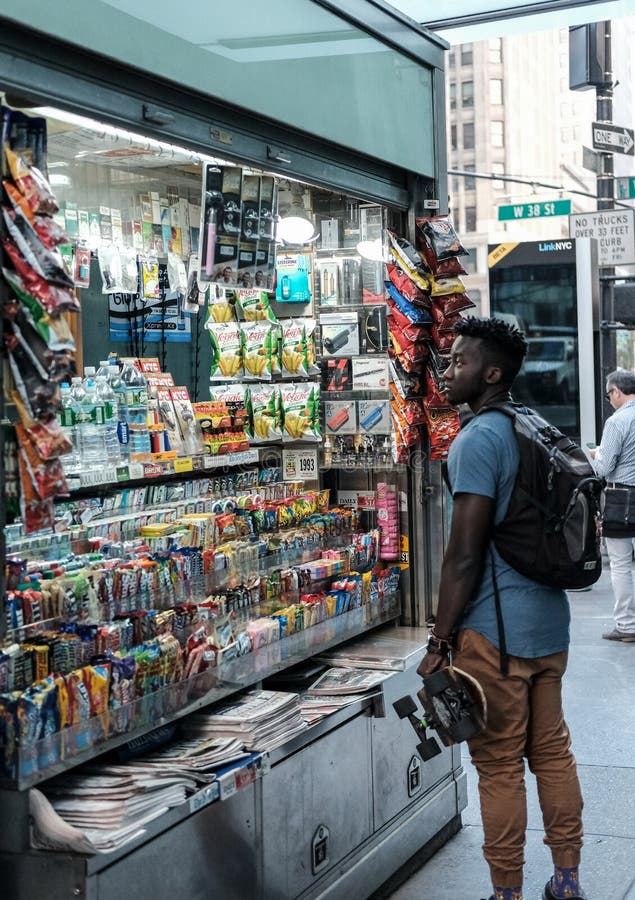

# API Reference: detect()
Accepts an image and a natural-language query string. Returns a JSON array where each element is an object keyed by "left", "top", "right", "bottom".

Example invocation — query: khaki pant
[{"left": 454, "top": 629, "right": 584, "bottom": 888}]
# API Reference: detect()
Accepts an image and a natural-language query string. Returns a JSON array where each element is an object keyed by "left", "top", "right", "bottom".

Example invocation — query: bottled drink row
[{"left": 59, "top": 359, "right": 152, "bottom": 474}]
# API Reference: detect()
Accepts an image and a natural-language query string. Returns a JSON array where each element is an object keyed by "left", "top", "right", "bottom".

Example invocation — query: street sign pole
[{"left": 596, "top": 20, "right": 616, "bottom": 430}]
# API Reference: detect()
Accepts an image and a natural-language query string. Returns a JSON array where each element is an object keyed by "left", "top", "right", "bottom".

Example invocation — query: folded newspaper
[{"left": 307, "top": 667, "right": 393, "bottom": 695}]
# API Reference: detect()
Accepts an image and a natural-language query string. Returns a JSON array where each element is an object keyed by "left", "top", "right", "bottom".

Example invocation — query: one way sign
[{"left": 592, "top": 122, "right": 635, "bottom": 156}]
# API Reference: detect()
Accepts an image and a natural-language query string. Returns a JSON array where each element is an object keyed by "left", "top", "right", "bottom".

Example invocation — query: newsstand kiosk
[{"left": 0, "top": 2, "right": 465, "bottom": 897}]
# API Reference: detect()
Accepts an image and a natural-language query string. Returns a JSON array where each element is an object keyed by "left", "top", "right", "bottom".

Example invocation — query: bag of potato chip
[
  {"left": 248, "top": 386, "right": 282, "bottom": 442},
  {"left": 281, "top": 319, "right": 308, "bottom": 378},
  {"left": 242, "top": 321, "right": 276, "bottom": 381},
  {"left": 280, "top": 384, "right": 321, "bottom": 442},
  {"left": 207, "top": 319, "right": 243, "bottom": 380},
  {"left": 207, "top": 283, "right": 236, "bottom": 323},
  {"left": 235, "top": 288, "right": 277, "bottom": 323}
]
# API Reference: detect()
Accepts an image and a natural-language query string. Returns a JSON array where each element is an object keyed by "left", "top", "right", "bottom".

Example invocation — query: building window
[
  {"left": 450, "top": 124, "right": 458, "bottom": 151},
  {"left": 463, "top": 122, "right": 475, "bottom": 150},
  {"left": 469, "top": 288, "right": 482, "bottom": 312},
  {"left": 461, "top": 43, "right": 473, "bottom": 66},
  {"left": 464, "top": 164, "right": 476, "bottom": 190},
  {"left": 491, "top": 120, "right": 504, "bottom": 147},
  {"left": 465, "top": 206, "right": 477, "bottom": 232},
  {"left": 463, "top": 247, "right": 478, "bottom": 274},
  {"left": 492, "top": 162, "right": 505, "bottom": 190},
  {"left": 488, "top": 38, "right": 502, "bottom": 63},
  {"left": 561, "top": 126, "right": 571, "bottom": 143},
  {"left": 489, "top": 79, "right": 503, "bottom": 105},
  {"left": 449, "top": 82, "right": 456, "bottom": 110},
  {"left": 461, "top": 81, "right": 474, "bottom": 108},
  {"left": 448, "top": 51, "right": 455, "bottom": 67}
]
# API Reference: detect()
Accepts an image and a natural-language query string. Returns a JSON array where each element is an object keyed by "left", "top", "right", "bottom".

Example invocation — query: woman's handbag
[{"left": 602, "top": 486, "right": 635, "bottom": 537}]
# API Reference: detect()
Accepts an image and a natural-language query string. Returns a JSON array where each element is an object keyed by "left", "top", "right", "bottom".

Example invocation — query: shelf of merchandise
[
  {"left": 63, "top": 447, "right": 264, "bottom": 495},
  {"left": 2, "top": 592, "right": 399, "bottom": 791}
]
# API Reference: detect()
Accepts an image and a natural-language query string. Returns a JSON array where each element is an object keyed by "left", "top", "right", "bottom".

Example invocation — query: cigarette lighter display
[
  {"left": 324, "top": 401, "right": 357, "bottom": 434},
  {"left": 358, "top": 400, "right": 390, "bottom": 433}
]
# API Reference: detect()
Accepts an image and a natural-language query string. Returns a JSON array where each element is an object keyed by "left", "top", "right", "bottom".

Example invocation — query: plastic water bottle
[
  {"left": 82, "top": 365, "right": 96, "bottom": 387},
  {"left": 76, "top": 378, "right": 107, "bottom": 466},
  {"left": 58, "top": 383, "right": 81, "bottom": 476},
  {"left": 120, "top": 360, "right": 151, "bottom": 460},
  {"left": 96, "top": 375, "right": 121, "bottom": 466},
  {"left": 109, "top": 360, "right": 130, "bottom": 457}
]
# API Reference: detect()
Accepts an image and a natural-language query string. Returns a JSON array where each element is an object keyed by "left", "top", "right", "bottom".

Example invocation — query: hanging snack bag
[
  {"left": 386, "top": 263, "right": 430, "bottom": 307},
  {"left": 248, "top": 385, "right": 282, "bottom": 442},
  {"left": 433, "top": 256, "right": 468, "bottom": 277},
  {"left": 281, "top": 319, "right": 309, "bottom": 378},
  {"left": 97, "top": 244, "right": 123, "bottom": 294},
  {"left": 207, "top": 283, "right": 235, "bottom": 323},
  {"left": 209, "top": 382, "right": 250, "bottom": 437},
  {"left": 386, "top": 283, "right": 432, "bottom": 326},
  {"left": 141, "top": 256, "right": 160, "bottom": 299},
  {"left": 1, "top": 245, "right": 79, "bottom": 315},
  {"left": 387, "top": 232, "right": 430, "bottom": 292},
  {"left": 235, "top": 288, "right": 277, "bottom": 322},
  {"left": 280, "top": 383, "right": 320, "bottom": 442},
  {"left": 2, "top": 207, "right": 73, "bottom": 288},
  {"left": 3, "top": 269, "right": 75, "bottom": 352},
  {"left": 432, "top": 291, "right": 476, "bottom": 318},
  {"left": 423, "top": 404, "right": 460, "bottom": 461},
  {"left": 207, "top": 319, "right": 243, "bottom": 380},
  {"left": 242, "top": 320, "right": 275, "bottom": 381},
  {"left": 167, "top": 250, "right": 188, "bottom": 296},
  {"left": 429, "top": 275, "right": 466, "bottom": 297},
  {"left": 33, "top": 214, "right": 69, "bottom": 250},
  {"left": 424, "top": 365, "right": 451, "bottom": 409},
  {"left": 3, "top": 180, "right": 35, "bottom": 223},
  {"left": 120, "top": 248, "right": 139, "bottom": 294},
  {"left": 4, "top": 145, "right": 58, "bottom": 216},
  {"left": 416, "top": 215, "right": 468, "bottom": 270}
]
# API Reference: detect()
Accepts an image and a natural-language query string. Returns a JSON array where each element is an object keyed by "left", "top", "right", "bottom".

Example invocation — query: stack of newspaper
[
  {"left": 306, "top": 667, "right": 393, "bottom": 695},
  {"left": 30, "top": 733, "right": 250, "bottom": 854},
  {"left": 183, "top": 690, "right": 307, "bottom": 752},
  {"left": 30, "top": 769, "right": 192, "bottom": 854}
]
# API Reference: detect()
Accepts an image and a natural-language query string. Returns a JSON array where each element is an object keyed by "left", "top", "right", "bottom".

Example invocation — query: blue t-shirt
[{"left": 447, "top": 410, "right": 570, "bottom": 658}]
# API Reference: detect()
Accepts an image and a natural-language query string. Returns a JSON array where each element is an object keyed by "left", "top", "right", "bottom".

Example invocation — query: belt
[{"left": 606, "top": 482, "right": 635, "bottom": 489}]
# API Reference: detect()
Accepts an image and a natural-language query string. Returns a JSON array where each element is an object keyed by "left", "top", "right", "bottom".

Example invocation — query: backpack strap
[{"left": 490, "top": 547, "right": 509, "bottom": 676}]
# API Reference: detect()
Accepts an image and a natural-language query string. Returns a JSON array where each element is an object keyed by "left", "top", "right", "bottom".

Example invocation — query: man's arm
[
  {"left": 593, "top": 417, "right": 621, "bottom": 479},
  {"left": 417, "top": 492, "right": 495, "bottom": 677}
]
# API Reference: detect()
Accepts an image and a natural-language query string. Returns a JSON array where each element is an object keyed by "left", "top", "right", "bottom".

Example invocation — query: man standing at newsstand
[{"left": 417, "top": 317, "right": 586, "bottom": 900}]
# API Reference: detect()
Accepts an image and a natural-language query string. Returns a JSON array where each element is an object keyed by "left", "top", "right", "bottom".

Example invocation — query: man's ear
[{"left": 485, "top": 365, "right": 503, "bottom": 385}]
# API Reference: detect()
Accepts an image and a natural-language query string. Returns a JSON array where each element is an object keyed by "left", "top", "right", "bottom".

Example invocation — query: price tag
[
  {"left": 188, "top": 783, "right": 219, "bottom": 814},
  {"left": 282, "top": 449, "right": 318, "bottom": 481},
  {"left": 174, "top": 457, "right": 193, "bottom": 474}
]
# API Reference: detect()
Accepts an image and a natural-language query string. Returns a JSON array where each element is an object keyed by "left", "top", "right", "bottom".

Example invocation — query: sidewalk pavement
[{"left": 387, "top": 568, "right": 635, "bottom": 900}]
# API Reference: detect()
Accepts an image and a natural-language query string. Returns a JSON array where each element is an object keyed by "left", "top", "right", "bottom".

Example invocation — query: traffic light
[{"left": 569, "top": 23, "right": 608, "bottom": 91}]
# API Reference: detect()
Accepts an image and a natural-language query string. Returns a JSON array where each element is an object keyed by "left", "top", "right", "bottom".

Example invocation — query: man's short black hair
[{"left": 453, "top": 316, "right": 528, "bottom": 385}]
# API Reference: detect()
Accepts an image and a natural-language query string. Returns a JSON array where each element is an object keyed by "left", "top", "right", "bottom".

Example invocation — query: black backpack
[{"left": 478, "top": 402, "right": 603, "bottom": 590}]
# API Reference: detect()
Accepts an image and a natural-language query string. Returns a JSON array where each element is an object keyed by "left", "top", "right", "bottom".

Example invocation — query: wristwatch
[{"left": 426, "top": 628, "right": 455, "bottom": 656}]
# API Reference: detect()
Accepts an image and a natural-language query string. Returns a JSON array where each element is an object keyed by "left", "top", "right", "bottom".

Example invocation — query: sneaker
[
  {"left": 602, "top": 628, "right": 635, "bottom": 642},
  {"left": 543, "top": 879, "right": 586, "bottom": 899}
]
